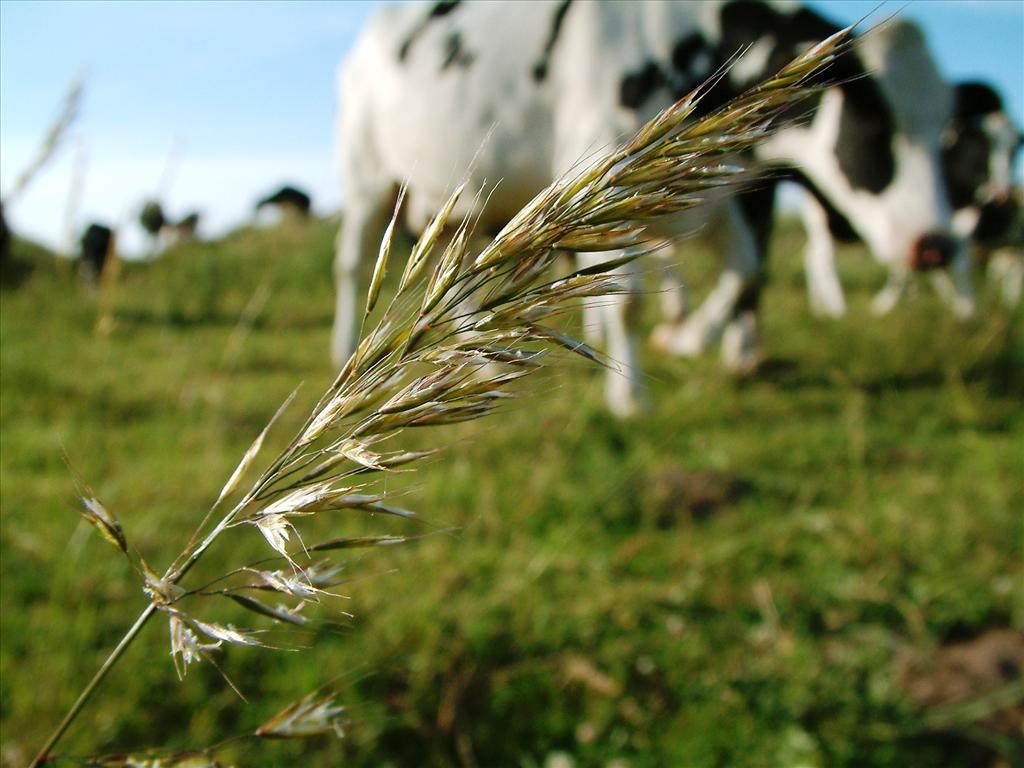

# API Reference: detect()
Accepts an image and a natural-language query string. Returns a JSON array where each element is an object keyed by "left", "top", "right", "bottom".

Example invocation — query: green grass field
[{"left": 1, "top": 218, "right": 1021, "bottom": 767}]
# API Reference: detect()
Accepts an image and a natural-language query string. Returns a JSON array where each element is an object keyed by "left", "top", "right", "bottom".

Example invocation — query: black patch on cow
[
  {"left": 619, "top": 61, "right": 666, "bottom": 110},
  {"left": 740, "top": 181, "right": 778, "bottom": 256},
  {"left": 943, "top": 82, "right": 1022, "bottom": 211},
  {"left": 953, "top": 82, "right": 1003, "bottom": 121},
  {"left": 671, "top": 30, "right": 714, "bottom": 99},
  {"left": 834, "top": 80, "right": 896, "bottom": 194},
  {"left": 973, "top": 199, "right": 1018, "bottom": 245},
  {"left": 718, "top": 0, "right": 781, "bottom": 68},
  {"left": 797, "top": 12, "right": 896, "bottom": 193},
  {"left": 943, "top": 124, "right": 993, "bottom": 210},
  {"left": 721, "top": 3, "right": 838, "bottom": 84},
  {"left": 399, "top": 0, "right": 462, "bottom": 62},
  {"left": 786, "top": 168, "right": 859, "bottom": 243},
  {"left": 440, "top": 31, "right": 474, "bottom": 70},
  {"left": 532, "top": 0, "right": 575, "bottom": 82},
  {"left": 671, "top": 32, "right": 707, "bottom": 75},
  {"left": 711, "top": 3, "right": 820, "bottom": 121},
  {"left": 669, "top": 31, "right": 732, "bottom": 112},
  {"left": 717, "top": 1, "right": 895, "bottom": 193}
]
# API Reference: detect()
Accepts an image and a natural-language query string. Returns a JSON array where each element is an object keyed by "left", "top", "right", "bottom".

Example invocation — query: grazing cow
[
  {"left": 257, "top": 185, "right": 312, "bottom": 218},
  {"left": 794, "top": 80, "right": 1023, "bottom": 317},
  {"left": 332, "top": 1, "right": 964, "bottom": 415},
  {"left": 140, "top": 200, "right": 166, "bottom": 239},
  {"left": 945, "top": 82, "right": 1023, "bottom": 308},
  {"left": 139, "top": 200, "right": 203, "bottom": 247},
  {"left": 79, "top": 223, "right": 114, "bottom": 282}
]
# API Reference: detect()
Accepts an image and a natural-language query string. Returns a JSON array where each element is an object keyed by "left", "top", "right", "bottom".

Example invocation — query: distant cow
[
  {"left": 796, "top": 80, "right": 1022, "bottom": 316},
  {"left": 140, "top": 200, "right": 166, "bottom": 238},
  {"left": 257, "top": 185, "right": 312, "bottom": 218},
  {"left": 139, "top": 200, "right": 203, "bottom": 247},
  {"left": 332, "top": 1, "right": 966, "bottom": 415},
  {"left": 79, "top": 223, "right": 114, "bottom": 282}
]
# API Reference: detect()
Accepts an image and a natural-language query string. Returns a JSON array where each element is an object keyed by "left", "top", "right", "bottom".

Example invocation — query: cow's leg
[
  {"left": 658, "top": 260, "right": 690, "bottom": 324},
  {"left": 651, "top": 201, "right": 760, "bottom": 360},
  {"left": 720, "top": 183, "right": 777, "bottom": 373},
  {"left": 798, "top": 189, "right": 847, "bottom": 317},
  {"left": 651, "top": 190, "right": 768, "bottom": 374},
  {"left": 331, "top": 189, "right": 394, "bottom": 369},
  {"left": 577, "top": 251, "right": 644, "bottom": 417},
  {"left": 581, "top": 292, "right": 605, "bottom": 346},
  {"left": 871, "top": 268, "right": 910, "bottom": 315},
  {"left": 988, "top": 248, "right": 1024, "bottom": 309},
  {"left": 929, "top": 247, "right": 977, "bottom": 319}
]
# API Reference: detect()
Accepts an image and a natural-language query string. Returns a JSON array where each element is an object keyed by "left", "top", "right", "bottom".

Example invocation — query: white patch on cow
[
  {"left": 952, "top": 206, "right": 982, "bottom": 240},
  {"left": 730, "top": 35, "right": 776, "bottom": 86},
  {"left": 721, "top": 311, "right": 759, "bottom": 374}
]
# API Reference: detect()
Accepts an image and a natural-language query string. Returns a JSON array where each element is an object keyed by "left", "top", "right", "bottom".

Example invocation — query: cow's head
[
  {"left": 739, "top": 10, "right": 971, "bottom": 312},
  {"left": 943, "top": 82, "right": 1024, "bottom": 212},
  {"left": 841, "top": 21, "right": 961, "bottom": 269}
]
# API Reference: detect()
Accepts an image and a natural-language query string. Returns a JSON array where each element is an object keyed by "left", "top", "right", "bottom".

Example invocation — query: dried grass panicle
[
  {"left": 255, "top": 688, "right": 348, "bottom": 740},
  {"left": 90, "top": 751, "right": 229, "bottom": 767},
  {"left": 34, "top": 25, "right": 853, "bottom": 767},
  {"left": 151, "top": 24, "right": 852, "bottom": 668}
]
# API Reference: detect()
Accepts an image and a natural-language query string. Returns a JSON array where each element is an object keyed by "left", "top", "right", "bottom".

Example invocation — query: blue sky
[{"left": 1, "top": 0, "right": 1021, "bottom": 255}]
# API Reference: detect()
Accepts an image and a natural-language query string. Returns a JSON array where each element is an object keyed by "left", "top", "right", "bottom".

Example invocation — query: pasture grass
[{"left": 1, "top": 217, "right": 1021, "bottom": 767}]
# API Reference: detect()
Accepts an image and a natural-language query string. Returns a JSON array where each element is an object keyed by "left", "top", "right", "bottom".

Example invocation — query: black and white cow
[
  {"left": 945, "top": 82, "right": 1023, "bottom": 308},
  {"left": 793, "top": 79, "right": 1022, "bottom": 317},
  {"left": 332, "top": 1, "right": 964, "bottom": 415}
]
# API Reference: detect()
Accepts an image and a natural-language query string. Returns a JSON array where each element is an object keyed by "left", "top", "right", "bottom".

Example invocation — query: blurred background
[
  {"left": 1, "top": 2, "right": 1022, "bottom": 768},
  {"left": 1, "top": 1, "right": 1022, "bottom": 255}
]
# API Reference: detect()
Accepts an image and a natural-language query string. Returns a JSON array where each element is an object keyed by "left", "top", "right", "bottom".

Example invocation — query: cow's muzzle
[{"left": 911, "top": 232, "right": 957, "bottom": 271}]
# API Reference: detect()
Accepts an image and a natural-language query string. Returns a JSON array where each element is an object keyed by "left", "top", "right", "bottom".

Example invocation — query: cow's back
[
  {"left": 339, "top": 1, "right": 718, "bottom": 232},
  {"left": 339, "top": 2, "right": 564, "bottom": 231}
]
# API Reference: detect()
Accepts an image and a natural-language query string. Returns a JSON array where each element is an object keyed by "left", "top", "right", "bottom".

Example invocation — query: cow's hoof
[
  {"left": 870, "top": 289, "right": 901, "bottom": 317},
  {"left": 721, "top": 315, "right": 760, "bottom": 375},
  {"left": 605, "top": 378, "right": 647, "bottom": 419},
  {"left": 952, "top": 297, "right": 977, "bottom": 320},
  {"left": 649, "top": 320, "right": 706, "bottom": 357},
  {"left": 809, "top": 298, "right": 847, "bottom": 318}
]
